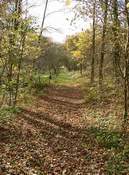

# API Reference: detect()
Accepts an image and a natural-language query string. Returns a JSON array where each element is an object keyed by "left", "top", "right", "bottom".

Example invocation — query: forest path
[{"left": 0, "top": 85, "right": 106, "bottom": 175}]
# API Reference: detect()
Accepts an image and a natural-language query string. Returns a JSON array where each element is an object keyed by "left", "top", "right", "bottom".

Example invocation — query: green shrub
[
  {"left": 89, "top": 127, "right": 122, "bottom": 149},
  {"left": 33, "top": 81, "right": 48, "bottom": 91},
  {"left": 0, "top": 106, "right": 21, "bottom": 121},
  {"left": 96, "top": 131, "right": 122, "bottom": 149},
  {"left": 84, "top": 86, "right": 100, "bottom": 103},
  {"left": 106, "top": 153, "right": 126, "bottom": 174},
  {"left": 106, "top": 147, "right": 129, "bottom": 174}
]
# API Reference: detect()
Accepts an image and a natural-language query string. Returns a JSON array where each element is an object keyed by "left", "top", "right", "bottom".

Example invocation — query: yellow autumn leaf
[
  {"left": 66, "top": 0, "right": 72, "bottom": 6},
  {"left": 127, "top": 2, "right": 129, "bottom": 8}
]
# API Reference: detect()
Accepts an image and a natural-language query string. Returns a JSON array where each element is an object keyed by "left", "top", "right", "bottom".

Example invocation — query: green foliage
[
  {"left": 52, "top": 69, "right": 83, "bottom": 85},
  {"left": 38, "top": 42, "right": 76, "bottom": 73},
  {"left": 106, "top": 153, "right": 126, "bottom": 174},
  {"left": 0, "top": 0, "right": 42, "bottom": 107},
  {"left": 106, "top": 147, "right": 129, "bottom": 174},
  {"left": 90, "top": 127, "right": 122, "bottom": 149},
  {"left": 65, "top": 30, "right": 92, "bottom": 67},
  {"left": 84, "top": 85, "right": 100, "bottom": 103},
  {"left": 0, "top": 106, "right": 21, "bottom": 121},
  {"left": 32, "top": 77, "right": 48, "bottom": 91},
  {"left": 96, "top": 131, "right": 122, "bottom": 149}
]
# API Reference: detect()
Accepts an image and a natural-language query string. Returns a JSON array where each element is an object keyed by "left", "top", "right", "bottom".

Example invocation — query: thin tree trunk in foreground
[
  {"left": 112, "top": 0, "right": 121, "bottom": 84},
  {"left": 91, "top": 0, "right": 96, "bottom": 84},
  {"left": 99, "top": 0, "right": 108, "bottom": 90},
  {"left": 39, "top": 0, "right": 49, "bottom": 41},
  {"left": 123, "top": 0, "right": 129, "bottom": 129}
]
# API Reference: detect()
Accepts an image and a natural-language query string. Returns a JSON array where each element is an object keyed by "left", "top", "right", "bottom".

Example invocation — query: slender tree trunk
[
  {"left": 14, "top": 0, "right": 22, "bottom": 30},
  {"left": 13, "top": 32, "right": 26, "bottom": 106},
  {"left": 112, "top": 0, "right": 121, "bottom": 84},
  {"left": 123, "top": 0, "right": 129, "bottom": 127},
  {"left": 80, "top": 63, "right": 83, "bottom": 75},
  {"left": 99, "top": 0, "right": 108, "bottom": 90},
  {"left": 39, "top": 0, "right": 49, "bottom": 41},
  {"left": 91, "top": 0, "right": 96, "bottom": 84},
  {"left": 8, "top": 33, "right": 14, "bottom": 106},
  {"left": 0, "top": 63, "right": 6, "bottom": 85},
  {"left": 7, "top": 0, "right": 22, "bottom": 106},
  {"left": 8, "top": 64, "right": 13, "bottom": 106},
  {"left": 0, "top": 39, "right": 6, "bottom": 85}
]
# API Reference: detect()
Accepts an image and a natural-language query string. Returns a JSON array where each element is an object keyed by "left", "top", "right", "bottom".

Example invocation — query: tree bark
[
  {"left": 99, "top": 0, "right": 108, "bottom": 90},
  {"left": 112, "top": 0, "right": 121, "bottom": 84},
  {"left": 39, "top": 0, "right": 49, "bottom": 41},
  {"left": 123, "top": 0, "right": 129, "bottom": 127},
  {"left": 91, "top": 0, "right": 96, "bottom": 84}
]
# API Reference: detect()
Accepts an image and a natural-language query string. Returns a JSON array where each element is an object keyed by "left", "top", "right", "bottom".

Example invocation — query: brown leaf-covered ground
[{"left": 0, "top": 85, "right": 110, "bottom": 175}]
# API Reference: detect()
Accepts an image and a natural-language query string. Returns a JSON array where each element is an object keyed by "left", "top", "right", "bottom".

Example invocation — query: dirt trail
[{"left": 0, "top": 85, "right": 106, "bottom": 175}]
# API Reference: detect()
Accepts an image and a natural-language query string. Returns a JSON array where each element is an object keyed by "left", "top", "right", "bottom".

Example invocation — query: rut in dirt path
[
  {"left": 0, "top": 85, "right": 106, "bottom": 175},
  {"left": 22, "top": 85, "right": 87, "bottom": 140}
]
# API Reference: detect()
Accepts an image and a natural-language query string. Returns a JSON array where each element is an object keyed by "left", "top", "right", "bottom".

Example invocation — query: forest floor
[
  {"left": 0, "top": 84, "right": 105, "bottom": 175},
  {"left": 0, "top": 73, "right": 127, "bottom": 175}
]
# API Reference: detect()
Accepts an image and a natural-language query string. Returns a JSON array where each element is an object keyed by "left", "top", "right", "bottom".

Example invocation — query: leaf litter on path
[{"left": 0, "top": 85, "right": 108, "bottom": 175}]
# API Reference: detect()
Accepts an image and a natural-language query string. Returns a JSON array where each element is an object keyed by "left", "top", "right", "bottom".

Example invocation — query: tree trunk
[
  {"left": 99, "top": 0, "right": 108, "bottom": 90},
  {"left": 91, "top": 0, "right": 96, "bottom": 84},
  {"left": 112, "top": 0, "right": 121, "bottom": 84},
  {"left": 7, "top": 0, "right": 22, "bottom": 106},
  {"left": 39, "top": 0, "right": 49, "bottom": 41},
  {"left": 123, "top": 0, "right": 129, "bottom": 128},
  {"left": 13, "top": 31, "right": 26, "bottom": 106}
]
